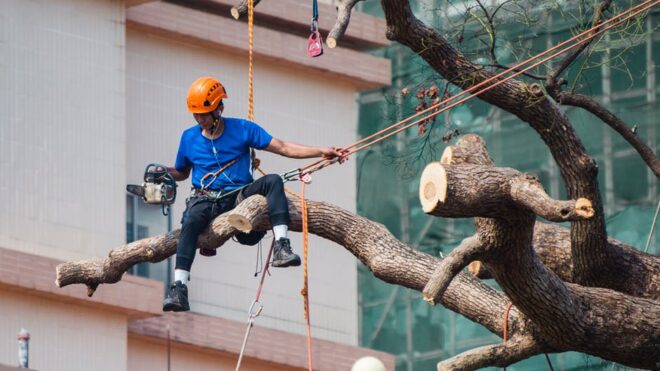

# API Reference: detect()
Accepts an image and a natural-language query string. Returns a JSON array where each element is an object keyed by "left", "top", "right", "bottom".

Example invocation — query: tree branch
[
  {"left": 327, "top": 0, "right": 361, "bottom": 48},
  {"left": 437, "top": 336, "right": 543, "bottom": 371},
  {"left": 423, "top": 235, "right": 482, "bottom": 305},
  {"left": 546, "top": 0, "right": 613, "bottom": 87},
  {"left": 557, "top": 92, "right": 660, "bottom": 177},
  {"left": 56, "top": 195, "right": 521, "bottom": 340},
  {"left": 419, "top": 162, "right": 594, "bottom": 222},
  {"left": 510, "top": 174, "right": 595, "bottom": 222}
]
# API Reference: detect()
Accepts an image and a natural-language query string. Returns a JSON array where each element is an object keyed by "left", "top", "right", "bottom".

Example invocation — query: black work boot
[
  {"left": 271, "top": 238, "right": 301, "bottom": 268},
  {"left": 163, "top": 280, "right": 190, "bottom": 312}
]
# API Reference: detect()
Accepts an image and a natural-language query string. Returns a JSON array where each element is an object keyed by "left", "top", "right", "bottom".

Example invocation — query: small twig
[
  {"left": 558, "top": 92, "right": 660, "bottom": 178},
  {"left": 547, "top": 0, "right": 613, "bottom": 87}
]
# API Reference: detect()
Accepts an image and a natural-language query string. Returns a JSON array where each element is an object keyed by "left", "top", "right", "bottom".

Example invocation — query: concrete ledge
[
  {"left": 127, "top": 2, "right": 391, "bottom": 91},
  {"left": 126, "top": 0, "right": 158, "bottom": 7},
  {"left": 130, "top": 312, "right": 395, "bottom": 370},
  {"left": 0, "top": 246, "right": 163, "bottom": 320}
]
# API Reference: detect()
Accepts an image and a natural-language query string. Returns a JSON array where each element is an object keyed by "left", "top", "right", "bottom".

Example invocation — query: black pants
[{"left": 175, "top": 174, "right": 290, "bottom": 272}]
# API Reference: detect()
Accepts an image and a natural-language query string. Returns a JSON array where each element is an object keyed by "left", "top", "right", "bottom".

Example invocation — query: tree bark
[
  {"left": 419, "top": 152, "right": 659, "bottom": 369},
  {"left": 443, "top": 135, "right": 660, "bottom": 299},
  {"left": 380, "top": 0, "right": 620, "bottom": 293},
  {"left": 56, "top": 189, "right": 659, "bottom": 368}
]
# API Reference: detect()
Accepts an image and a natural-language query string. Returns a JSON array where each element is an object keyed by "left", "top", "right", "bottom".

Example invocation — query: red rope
[
  {"left": 502, "top": 301, "right": 513, "bottom": 371},
  {"left": 299, "top": 0, "right": 659, "bottom": 176},
  {"left": 503, "top": 301, "right": 513, "bottom": 343}
]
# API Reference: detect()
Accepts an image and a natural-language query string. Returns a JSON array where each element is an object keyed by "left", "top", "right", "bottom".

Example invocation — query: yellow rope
[
  {"left": 300, "top": 182, "right": 313, "bottom": 371},
  {"left": 247, "top": 0, "right": 255, "bottom": 121},
  {"left": 246, "top": 6, "right": 311, "bottom": 368}
]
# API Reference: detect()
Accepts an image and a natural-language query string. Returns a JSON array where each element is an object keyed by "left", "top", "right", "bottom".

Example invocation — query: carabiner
[
  {"left": 281, "top": 168, "right": 301, "bottom": 183},
  {"left": 248, "top": 299, "right": 263, "bottom": 319}
]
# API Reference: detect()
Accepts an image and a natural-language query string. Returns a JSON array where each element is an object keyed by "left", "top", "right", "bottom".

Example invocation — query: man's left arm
[{"left": 265, "top": 138, "right": 342, "bottom": 160}]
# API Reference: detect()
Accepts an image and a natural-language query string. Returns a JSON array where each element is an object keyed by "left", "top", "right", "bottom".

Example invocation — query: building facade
[{"left": 0, "top": 0, "right": 393, "bottom": 370}]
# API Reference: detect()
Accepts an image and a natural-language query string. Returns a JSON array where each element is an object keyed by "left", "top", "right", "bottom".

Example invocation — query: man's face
[{"left": 194, "top": 102, "right": 223, "bottom": 130}]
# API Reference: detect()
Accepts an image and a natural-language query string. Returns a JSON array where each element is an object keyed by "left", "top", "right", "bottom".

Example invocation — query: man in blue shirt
[{"left": 163, "top": 76, "right": 342, "bottom": 312}]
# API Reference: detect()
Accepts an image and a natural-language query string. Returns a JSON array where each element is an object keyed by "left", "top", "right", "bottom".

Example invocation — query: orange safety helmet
[{"left": 187, "top": 76, "right": 228, "bottom": 113}]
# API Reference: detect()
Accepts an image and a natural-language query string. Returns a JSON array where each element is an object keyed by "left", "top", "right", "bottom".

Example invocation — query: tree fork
[
  {"left": 442, "top": 134, "right": 659, "bottom": 299},
  {"left": 418, "top": 157, "right": 659, "bottom": 368}
]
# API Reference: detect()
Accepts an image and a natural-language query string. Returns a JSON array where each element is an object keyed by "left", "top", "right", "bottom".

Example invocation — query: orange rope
[
  {"left": 300, "top": 182, "right": 313, "bottom": 371},
  {"left": 298, "top": 0, "right": 659, "bottom": 175}
]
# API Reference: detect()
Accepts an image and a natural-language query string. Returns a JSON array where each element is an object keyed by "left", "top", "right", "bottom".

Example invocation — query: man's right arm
[{"left": 167, "top": 166, "right": 191, "bottom": 181}]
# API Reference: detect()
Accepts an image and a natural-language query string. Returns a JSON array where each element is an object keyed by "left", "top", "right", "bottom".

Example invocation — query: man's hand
[
  {"left": 320, "top": 147, "right": 347, "bottom": 163},
  {"left": 167, "top": 166, "right": 191, "bottom": 181}
]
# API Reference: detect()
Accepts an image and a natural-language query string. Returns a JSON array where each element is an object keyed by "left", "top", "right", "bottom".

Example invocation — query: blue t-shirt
[{"left": 174, "top": 118, "right": 273, "bottom": 190}]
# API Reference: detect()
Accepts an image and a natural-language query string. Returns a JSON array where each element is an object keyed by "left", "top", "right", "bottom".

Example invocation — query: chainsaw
[{"left": 126, "top": 163, "right": 177, "bottom": 216}]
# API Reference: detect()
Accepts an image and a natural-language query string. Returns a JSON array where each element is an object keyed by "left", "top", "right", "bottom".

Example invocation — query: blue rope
[{"left": 312, "top": 0, "right": 318, "bottom": 21}]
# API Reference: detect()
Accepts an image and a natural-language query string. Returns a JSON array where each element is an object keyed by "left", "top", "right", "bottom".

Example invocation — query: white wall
[
  {"left": 126, "top": 30, "right": 359, "bottom": 345},
  {"left": 0, "top": 291, "right": 127, "bottom": 371},
  {"left": 0, "top": 0, "right": 126, "bottom": 261}
]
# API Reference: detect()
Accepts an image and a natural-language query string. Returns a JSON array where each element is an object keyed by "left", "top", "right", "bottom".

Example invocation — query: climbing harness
[
  {"left": 307, "top": 0, "right": 323, "bottom": 57},
  {"left": 200, "top": 158, "right": 239, "bottom": 192}
]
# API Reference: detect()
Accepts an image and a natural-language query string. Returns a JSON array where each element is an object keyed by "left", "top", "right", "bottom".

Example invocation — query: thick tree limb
[
  {"left": 230, "top": 0, "right": 262, "bottom": 20},
  {"left": 437, "top": 336, "right": 543, "bottom": 371},
  {"left": 423, "top": 235, "right": 482, "bottom": 305},
  {"left": 557, "top": 92, "right": 660, "bottom": 177},
  {"left": 419, "top": 162, "right": 594, "bottom": 223},
  {"left": 56, "top": 196, "right": 524, "bottom": 340},
  {"left": 56, "top": 192, "right": 659, "bottom": 368}
]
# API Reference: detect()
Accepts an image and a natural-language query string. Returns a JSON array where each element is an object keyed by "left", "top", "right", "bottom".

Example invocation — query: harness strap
[{"left": 200, "top": 158, "right": 239, "bottom": 191}]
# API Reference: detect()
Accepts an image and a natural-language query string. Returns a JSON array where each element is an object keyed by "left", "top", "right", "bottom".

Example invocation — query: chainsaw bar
[{"left": 126, "top": 184, "right": 145, "bottom": 198}]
